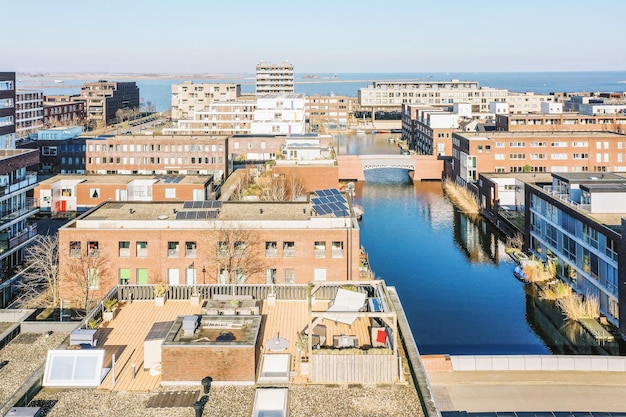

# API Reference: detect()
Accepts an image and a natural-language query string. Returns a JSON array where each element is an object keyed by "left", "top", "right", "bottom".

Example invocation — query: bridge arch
[{"left": 338, "top": 154, "right": 442, "bottom": 181}]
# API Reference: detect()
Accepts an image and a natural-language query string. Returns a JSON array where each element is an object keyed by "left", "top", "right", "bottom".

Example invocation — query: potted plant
[
  {"left": 102, "top": 298, "right": 118, "bottom": 321},
  {"left": 230, "top": 298, "right": 241, "bottom": 308},
  {"left": 154, "top": 282, "right": 169, "bottom": 306}
]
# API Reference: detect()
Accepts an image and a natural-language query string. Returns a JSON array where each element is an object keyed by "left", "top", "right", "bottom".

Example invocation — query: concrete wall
[{"left": 451, "top": 355, "right": 626, "bottom": 372}]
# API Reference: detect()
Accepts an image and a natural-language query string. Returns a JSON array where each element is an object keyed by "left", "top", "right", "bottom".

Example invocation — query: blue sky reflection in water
[{"left": 354, "top": 169, "right": 550, "bottom": 355}]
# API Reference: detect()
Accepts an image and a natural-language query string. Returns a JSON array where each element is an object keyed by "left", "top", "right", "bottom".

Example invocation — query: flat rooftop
[
  {"left": 457, "top": 131, "right": 623, "bottom": 140},
  {"left": 37, "top": 174, "right": 212, "bottom": 186}
]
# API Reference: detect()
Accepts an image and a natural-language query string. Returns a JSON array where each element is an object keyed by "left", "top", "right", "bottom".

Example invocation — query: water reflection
[{"left": 351, "top": 143, "right": 623, "bottom": 356}]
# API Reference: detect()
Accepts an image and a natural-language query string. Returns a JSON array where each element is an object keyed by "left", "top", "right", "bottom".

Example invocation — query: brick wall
[{"left": 162, "top": 345, "right": 257, "bottom": 382}]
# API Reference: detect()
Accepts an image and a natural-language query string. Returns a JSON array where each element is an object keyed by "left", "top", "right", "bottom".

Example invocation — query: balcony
[
  {"left": 541, "top": 186, "right": 591, "bottom": 213},
  {"left": 0, "top": 223, "right": 38, "bottom": 254},
  {"left": 0, "top": 198, "right": 38, "bottom": 226},
  {"left": 0, "top": 173, "right": 38, "bottom": 197}
]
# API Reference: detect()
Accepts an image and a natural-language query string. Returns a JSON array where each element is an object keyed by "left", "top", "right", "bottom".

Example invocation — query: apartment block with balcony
[
  {"left": 164, "top": 99, "right": 256, "bottom": 136},
  {"left": 43, "top": 100, "right": 85, "bottom": 127},
  {"left": 256, "top": 61, "right": 294, "bottom": 95},
  {"left": 496, "top": 112, "right": 626, "bottom": 133},
  {"left": 79, "top": 80, "right": 139, "bottom": 125},
  {"left": 171, "top": 82, "right": 241, "bottom": 120},
  {"left": 449, "top": 131, "right": 626, "bottom": 186},
  {"left": 252, "top": 94, "right": 306, "bottom": 135},
  {"left": 57, "top": 195, "right": 360, "bottom": 306},
  {"left": 15, "top": 90, "right": 44, "bottom": 140},
  {"left": 0, "top": 149, "right": 40, "bottom": 277},
  {"left": 505, "top": 91, "right": 556, "bottom": 113},
  {"left": 85, "top": 135, "right": 229, "bottom": 181},
  {"left": 525, "top": 172, "right": 626, "bottom": 336},
  {"left": 359, "top": 80, "right": 509, "bottom": 113},
  {"left": 0, "top": 72, "right": 16, "bottom": 150}
]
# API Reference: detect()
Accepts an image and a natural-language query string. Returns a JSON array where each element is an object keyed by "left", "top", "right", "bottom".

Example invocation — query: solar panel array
[
  {"left": 182, "top": 200, "right": 223, "bottom": 209},
  {"left": 311, "top": 189, "right": 350, "bottom": 217},
  {"left": 176, "top": 200, "right": 223, "bottom": 220},
  {"left": 155, "top": 175, "right": 185, "bottom": 184}
]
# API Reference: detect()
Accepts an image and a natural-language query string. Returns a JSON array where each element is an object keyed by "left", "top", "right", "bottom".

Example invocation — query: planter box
[
  {"left": 190, "top": 295, "right": 201, "bottom": 306},
  {"left": 155, "top": 296, "right": 165, "bottom": 307},
  {"left": 103, "top": 308, "right": 118, "bottom": 322}
]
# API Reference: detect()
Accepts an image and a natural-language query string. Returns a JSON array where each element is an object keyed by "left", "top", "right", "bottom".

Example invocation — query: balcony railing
[
  {"left": 0, "top": 198, "right": 38, "bottom": 225},
  {"left": 1, "top": 224, "right": 38, "bottom": 253},
  {"left": 0, "top": 173, "right": 38, "bottom": 197},
  {"left": 541, "top": 185, "right": 591, "bottom": 213}
]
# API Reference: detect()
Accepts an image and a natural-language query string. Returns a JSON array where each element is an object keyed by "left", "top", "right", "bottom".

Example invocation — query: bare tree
[
  {"left": 202, "top": 224, "right": 267, "bottom": 291},
  {"left": 64, "top": 249, "right": 111, "bottom": 313},
  {"left": 286, "top": 173, "right": 305, "bottom": 200},
  {"left": 16, "top": 235, "right": 60, "bottom": 308}
]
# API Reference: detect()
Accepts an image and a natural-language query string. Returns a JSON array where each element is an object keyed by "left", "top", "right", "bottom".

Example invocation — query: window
[
  {"left": 137, "top": 268, "right": 148, "bottom": 285},
  {"left": 266, "top": 268, "right": 277, "bottom": 284},
  {"left": 42, "top": 146, "right": 57, "bottom": 156},
  {"left": 217, "top": 241, "right": 228, "bottom": 258},
  {"left": 234, "top": 241, "right": 246, "bottom": 258},
  {"left": 87, "top": 241, "right": 99, "bottom": 257},
  {"left": 314, "top": 241, "right": 326, "bottom": 258},
  {"left": 284, "top": 268, "right": 295, "bottom": 284},
  {"left": 165, "top": 188, "right": 176, "bottom": 198},
  {"left": 563, "top": 235, "right": 577, "bottom": 262},
  {"left": 87, "top": 268, "right": 99, "bottom": 289},
  {"left": 137, "top": 241, "right": 148, "bottom": 257},
  {"left": 283, "top": 241, "right": 295, "bottom": 257},
  {"left": 119, "top": 268, "right": 131, "bottom": 285},
  {"left": 70, "top": 241, "right": 81, "bottom": 258},
  {"left": 217, "top": 269, "right": 228, "bottom": 284},
  {"left": 265, "top": 241, "right": 277, "bottom": 257},
  {"left": 582, "top": 224, "right": 599, "bottom": 249},
  {"left": 118, "top": 241, "right": 130, "bottom": 257},
  {"left": 606, "top": 239, "right": 618, "bottom": 262},
  {"left": 185, "top": 241, "right": 197, "bottom": 258},
  {"left": 332, "top": 241, "right": 344, "bottom": 258},
  {"left": 235, "top": 270, "right": 246, "bottom": 284},
  {"left": 168, "top": 241, "right": 180, "bottom": 258}
]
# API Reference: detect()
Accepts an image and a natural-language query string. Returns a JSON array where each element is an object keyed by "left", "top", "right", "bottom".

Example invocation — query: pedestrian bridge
[{"left": 337, "top": 154, "right": 443, "bottom": 181}]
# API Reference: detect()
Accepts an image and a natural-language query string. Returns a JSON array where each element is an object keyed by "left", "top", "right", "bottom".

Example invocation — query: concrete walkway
[{"left": 427, "top": 370, "right": 626, "bottom": 412}]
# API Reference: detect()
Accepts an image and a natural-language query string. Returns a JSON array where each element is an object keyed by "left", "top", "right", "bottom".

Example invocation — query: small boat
[
  {"left": 54, "top": 79, "right": 64, "bottom": 83},
  {"left": 388, "top": 137, "right": 395, "bottom": 142},
  {"left": 513, "top": 265, "right": 528, "bottom": 281}
]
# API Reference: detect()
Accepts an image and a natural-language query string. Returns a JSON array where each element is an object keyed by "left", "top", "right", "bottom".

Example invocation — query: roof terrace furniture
[
  {"left": 325, "top": 288, "right": 367, "bottom": 325},
  {"left": 333, "top": 334, "right": 358, "bottom": 348},
  {"left": 69, "top": 328, "right": 98, "bottom": 347},
  {"left": 371, "top": 326, "right": 388, "bottom": 348},
  {"left": 302, "top": 324, "right": 327, "bottom": 347}
]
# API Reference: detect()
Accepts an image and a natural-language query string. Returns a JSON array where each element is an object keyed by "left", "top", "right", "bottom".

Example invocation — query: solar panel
[{"left": 183, "top": 201, "right": 193, "bottom": 209}]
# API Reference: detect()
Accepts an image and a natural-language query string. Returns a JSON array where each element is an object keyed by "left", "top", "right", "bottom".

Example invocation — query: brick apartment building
[
  {"left": 57, "top": 196, "right": 361, "bottom": 306},
  {"left": 496, "top": 112, "right": 626, "bottom": 134},
  {"left": 35, "top": 174, "right": 214, "bottom": 216},
  {"left": 85, "top": 135, "right": 229, "bottom": 180},
  {"left": 450, "top": 131, "right": 626, "bottom": 186}
]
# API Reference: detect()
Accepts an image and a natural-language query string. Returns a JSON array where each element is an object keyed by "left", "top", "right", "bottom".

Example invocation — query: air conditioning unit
[
  {"left": 4, "top": 408, "right": 41, "bottom": 417},
  {"left": 0, "top": 176, "right": 9, "bottom": 187}
]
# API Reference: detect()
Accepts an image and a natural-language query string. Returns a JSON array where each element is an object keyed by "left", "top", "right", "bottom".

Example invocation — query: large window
[
  {"left": 87, "top": 269, "right": 99, "bottom": 289},
  {"left": 234, "top": 241, "right": 246, "bottom": 258},
  {"left": 168, "top": 241, "right": 180, "bottom": 258},
  {"left": 283, "top": 241, "right": 295, "bottom": 257},
  {"left": 137, "top": 268, "right": 148, "bottom": 285},
  {"left": 185, "top": 241, "right": 197, "bottom": 258},
  {"left": 119, "top": 241, "right": 130, "bottom": 257},
  {"left": 217, "top": 241, "right": 228, "bottom": 258},
  {"left": 314, "top": 241, "right": 326, "bottom": 258},
  {"left": 119, "top": 268, "right": 131, "bottom": 285},
  {"left": 87, "top": 241, "right": 99, "bottom": 257},
  {"left": 265, "top": 268, "right": 277, "bottom": 284},
  {"left": 332, "top": 241, "right": 344, "bottom": 258},
  {"left": 265, "top": 241, "right": 277, "bottom": 257},
  {"left": 137, "top": 241, "right": 148, "bottom": 257},
  {"left": 582, "top": 224, "right": 599, "bottom": 249},
  {"left": 70, "top": 241, "right": 81, "bottom": 258},
  {"left": 284, "top": 268, "right": 295, "bottom": 284},
  {"left": 563, "top": 235, "right": 576, "bottom": 262}
]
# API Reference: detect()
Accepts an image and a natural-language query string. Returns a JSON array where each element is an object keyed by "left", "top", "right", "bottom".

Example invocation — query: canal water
[{"left": 339, "top": 133, "right": 624, "bottom": 356}]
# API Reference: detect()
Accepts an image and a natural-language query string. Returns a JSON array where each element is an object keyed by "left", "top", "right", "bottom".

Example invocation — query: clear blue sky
[{"left": 3, "top": 0, "right": 625, "bottom": 74}]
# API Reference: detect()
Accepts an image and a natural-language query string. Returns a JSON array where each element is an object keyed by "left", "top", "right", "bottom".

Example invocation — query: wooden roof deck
[{"left": 96, "top": 298, "right": 371, "bottom": 391}]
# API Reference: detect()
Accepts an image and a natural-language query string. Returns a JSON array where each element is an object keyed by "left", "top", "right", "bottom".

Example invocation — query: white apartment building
[
  {"left": 16, "top": 90, "right": 44, "bottom": 139},
  {"left": 579, "top": 103, "right": 626, "bottom": 116},
  {"left": 171, "top": 82, "right": 241, "bottom": 120},
  {"left": 256, "top": 61, "right": 294, "bottom": 95},
  {"left": 507, "top": 92, "right": 556, "bottom": 113},
  {"left": 251, "top": 94, "right": 306, "bottom": 135},
  {"left": 358, "top": 80, "right": 508, "bottom": 112},
  {"left": 164, "top": 99, "right": 257, "bottom": 136}
]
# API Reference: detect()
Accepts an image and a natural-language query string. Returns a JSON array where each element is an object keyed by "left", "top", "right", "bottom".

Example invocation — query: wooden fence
[{"left": 310, "top": 353, "right": 397, "bottom": 384}]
